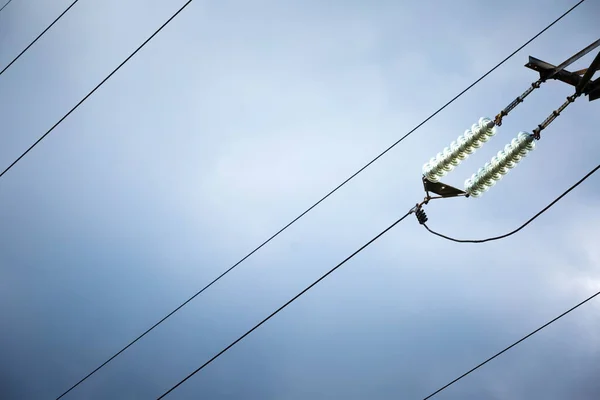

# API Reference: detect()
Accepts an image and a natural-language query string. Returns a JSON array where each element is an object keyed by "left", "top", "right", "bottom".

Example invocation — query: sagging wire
[
  {"left": 416, "top": 164, "right": 600, "bottom": 243},
  {"left": 416, "top": 84, "right": 590, "bottom": 235}
]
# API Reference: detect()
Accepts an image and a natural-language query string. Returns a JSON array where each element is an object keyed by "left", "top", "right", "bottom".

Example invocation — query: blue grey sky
[{"left": 1, "top": 0, "right": 599, "bottom": 399}]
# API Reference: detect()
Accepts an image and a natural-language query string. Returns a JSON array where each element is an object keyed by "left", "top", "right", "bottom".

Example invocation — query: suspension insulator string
[
  {"left": 421, "top": 81, "right": 546, "bottom": 184},
  {"left": 422, "top": 117, "right": 497, "bottom": 183},
  {"left": 464, "top": 132, "right": 536, "bottom": 197}
]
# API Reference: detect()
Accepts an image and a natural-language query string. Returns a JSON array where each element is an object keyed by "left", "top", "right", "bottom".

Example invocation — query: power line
[
  {"left": 163, "top": 159, "right": 598, "bottom": 398},
  {"left": 156, "top": 209, "right": 414, "bottom": 399},
  {"left": 53, "top": 2, "right": 586, "bottom": 397},
  {"left": 0, "top": 0, "right": 193, "bottom": 181},
  {"left": 0, "top": 1, "right": 80, "bottom": 78},
  {"left": 423, "top": 164, "right": 600, "bottom": 243},
  {"left": 0, "top": 0, "right": 13, "bottom": 14},
  {"left": 423, "top": 288, "right": 600, "bottom": 399}
]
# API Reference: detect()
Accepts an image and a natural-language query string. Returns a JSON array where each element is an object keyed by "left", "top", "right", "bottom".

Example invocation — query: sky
[{"left": 0, "top": 0, "right": 599, "bottom": 399}]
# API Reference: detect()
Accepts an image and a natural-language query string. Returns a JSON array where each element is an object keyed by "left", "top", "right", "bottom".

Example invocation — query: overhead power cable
[
  {"left": 423, "top": 164, "right": 600, "bottom": 243},
  {"left": 0, "top": 0, "right": 193, "bottom": 181},
  {"left": 163, "top": 158, "right": 598, "bottom": 398},
  {"left": 0, "top": 1, "right": 80, "bottom": 78},
  {"left": 423, "top": 288, "right": 600, "bottom": 399},
  {"left": 156, "top": 209, "right": 414, "bottom": 399},
  {"left": 0, "top": 0, "right": 13, "bottom": 14},
  {"left": 53, "top": 2, "right": 586, "bottom": 397}
]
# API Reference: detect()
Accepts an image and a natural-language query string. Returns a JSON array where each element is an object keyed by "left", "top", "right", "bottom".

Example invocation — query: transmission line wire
[
  {"left": 53, "top": 2, "right": 586, "bottom": 398},
  {"left": 163, "top": 158, "right": 597, "bottom": 398},
  {"left": 156, "top": 209, "right": 414, "bottom": 399},
  {"left": 423, "top": 164, "right": 600, "bottom": 243},
  {"left": 162, "top": 161, "right": 599, "bottom": 398},
  {"left": 0, "top": 0, "right": 193, "bottom": 181},
  {"left": 0, "top": 0, "right": 13, "bottom": 14},
  {"left": 423, "top": 288, "right": 600, "bottom": 399},
  {"left": 0, "top": 1, "right": 80, "bottom": 78}
]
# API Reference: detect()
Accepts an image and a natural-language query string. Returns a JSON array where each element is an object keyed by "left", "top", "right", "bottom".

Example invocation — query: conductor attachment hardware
[
  {"left": 494, "top": 80, "right": 542, "bottom": 126},
  {"left": 415, "top": 207, "right": 428, "bottom": 225},
  {"left": 532, "top": 93, "right": 580, "bottom": 140},
  {"left": 525, "top": 38, "right": 600, "bottom": 102}
]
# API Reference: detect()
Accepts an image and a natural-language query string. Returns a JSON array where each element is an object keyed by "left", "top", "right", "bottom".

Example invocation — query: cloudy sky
[{"left": 1, "top": 0, "right": 599, "bottom": 399}]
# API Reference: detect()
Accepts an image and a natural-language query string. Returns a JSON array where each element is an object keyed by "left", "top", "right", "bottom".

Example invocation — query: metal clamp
[
  {"left": 532, "top": 92, "right": 580, "bottom": 140},
  {"left": 494, "top": 80, "right": 542, "bottom": 126}
]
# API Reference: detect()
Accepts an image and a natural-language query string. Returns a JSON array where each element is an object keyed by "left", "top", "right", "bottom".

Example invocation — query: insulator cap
[
  {"left": 464, "top": 131, "right": 535, "bottom": 197},
  {"left": 423, "top": 117, "right": 497, "bottom": 182}
]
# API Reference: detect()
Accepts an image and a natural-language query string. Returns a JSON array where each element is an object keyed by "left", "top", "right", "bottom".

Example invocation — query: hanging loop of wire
[
  {"left": 422, "top": 164, "right": 600, "bottom": 243},
  {"left": 52, "top": 2, "right": 587, "bottom": 398}
]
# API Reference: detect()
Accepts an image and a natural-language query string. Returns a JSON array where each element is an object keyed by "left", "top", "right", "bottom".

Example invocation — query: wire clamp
[
  {"left": 494, "top": 79, "right": 543, "bottom": 126},
  {"left": 415, "top": 207, "right": 428, "bottom": 225},
  {"left": 532, "top": 92, "right": 580, "bottom": 140}
]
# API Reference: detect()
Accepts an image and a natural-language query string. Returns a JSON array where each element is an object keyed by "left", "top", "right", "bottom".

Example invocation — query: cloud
[{"left": 0, "top": 0, "right": 599, "bottom": 399}]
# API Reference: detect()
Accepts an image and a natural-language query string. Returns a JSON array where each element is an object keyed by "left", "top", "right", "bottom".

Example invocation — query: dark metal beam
[
  {"left": 587, "top": 78, "right": 600, "bottom": 101},
  {"left": 524, "top": 39, "right": 600, "bottom": 101},
  {"left": 576, "top": 50, "right": 600, "bottom": 93},
  {"left": 525, "top": 56, "right": 581, "bottom": 86},
  {"left": 422, "top": 177, "right": 466, "bottom": 198},
  {"left": 549, "top": 38, "right": 600, "bottom": 79},
  {"left": 525, "top": 52, "right": 600, "bottom": 101}
]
